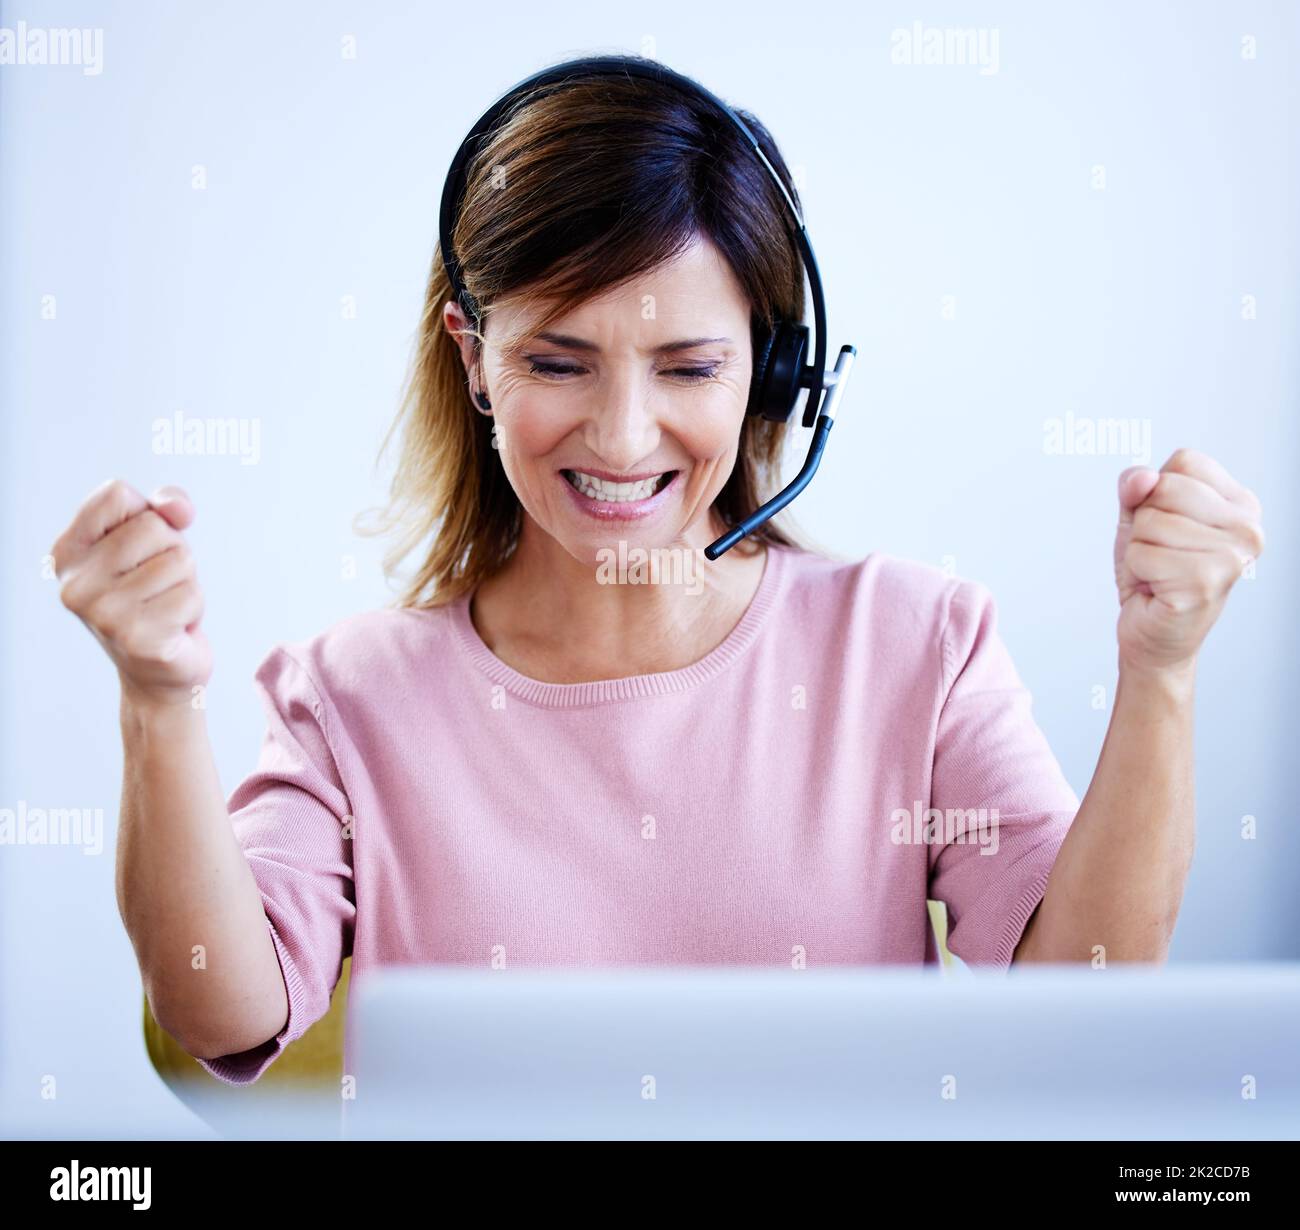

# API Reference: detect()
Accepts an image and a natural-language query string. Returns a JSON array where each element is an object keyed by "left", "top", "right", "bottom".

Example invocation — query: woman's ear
[{"left": 442, "top": 299, "right": 480, "bottom": 378}]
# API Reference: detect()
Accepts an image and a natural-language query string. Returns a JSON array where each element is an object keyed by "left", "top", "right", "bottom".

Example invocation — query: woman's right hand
[{"left": 52, "top": 479, "right": 212, "bottom": 707}]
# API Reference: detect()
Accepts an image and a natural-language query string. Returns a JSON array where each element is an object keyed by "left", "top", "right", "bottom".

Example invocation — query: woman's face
[{"left": 445, "top": 233, "right": 755, "bottom": 567}]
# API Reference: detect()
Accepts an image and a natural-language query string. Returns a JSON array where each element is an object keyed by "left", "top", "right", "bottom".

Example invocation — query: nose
[{"left": 581, "top": 365, "right": 663, "bottom": 472}]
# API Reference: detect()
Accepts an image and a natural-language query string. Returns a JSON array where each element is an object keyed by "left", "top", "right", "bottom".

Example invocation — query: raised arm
[
  {"left": 1014, "top": 449, "right": 1264, "bottom": 963},
  {"left": 53, "top": 479, "right": 290, "bottom": 1057}
]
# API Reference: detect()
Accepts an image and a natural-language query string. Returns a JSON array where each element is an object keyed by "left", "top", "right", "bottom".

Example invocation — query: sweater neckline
[{"left": 449, "top": 543, "right": 786, "bottom": 707}]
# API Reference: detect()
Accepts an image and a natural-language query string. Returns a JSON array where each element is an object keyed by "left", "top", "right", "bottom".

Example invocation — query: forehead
[{"left": 495, "top": 235, "right": 750, "bottom": 340}]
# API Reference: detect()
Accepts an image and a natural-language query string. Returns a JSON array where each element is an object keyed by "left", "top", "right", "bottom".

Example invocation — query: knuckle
[
  {"left": 83, "top": 593, "right": 120, "bottom": 640},
  {"left": 58, "top": 577, "right": 82, "bottom": 612},
  {"left": 97, "top": 613, "right": 123, "bottom": 645},
  {"left": 118, "top": 509, "right": 169, "bottom": 555},
  {"left": 1233, "top": 516, "right": 1265, "bottom": 557},
  {"left": 103, "top": 478, "right": 137, "bottom": 513},
  {"left": 176, "top": 590, "right": 204, "bottom": 631},
  {"left": 160, "top": 544, "right": 195, "bottom": 585},
  {"left": 180, "top": 578, "right": 204, "bottom": 616},
  {"left": 138, "top": 508, "right": 168, "bottom": 535}
]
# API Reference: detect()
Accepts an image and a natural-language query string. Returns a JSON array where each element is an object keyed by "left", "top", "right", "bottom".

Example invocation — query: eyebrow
[{"left": 531, "top": 331, "right": 734, "bottom": 355}]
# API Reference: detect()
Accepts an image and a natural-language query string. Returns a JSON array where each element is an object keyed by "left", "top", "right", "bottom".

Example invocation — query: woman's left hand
[{"left": 1113, "top": 448, "right": 1265, "bottom": 677}]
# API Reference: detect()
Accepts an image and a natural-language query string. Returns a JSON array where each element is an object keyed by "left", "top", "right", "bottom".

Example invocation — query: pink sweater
[{"left": 197, "top": 543, "right": 1080, "bottom": 1085}]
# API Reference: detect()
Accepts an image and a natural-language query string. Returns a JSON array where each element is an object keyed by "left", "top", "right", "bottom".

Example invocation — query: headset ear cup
[
  {"left": 746, "top": 325, "right": 778, "bottom": 417},
  {"left": 749, "top": 321, "right": 807, "bottom": 422}
]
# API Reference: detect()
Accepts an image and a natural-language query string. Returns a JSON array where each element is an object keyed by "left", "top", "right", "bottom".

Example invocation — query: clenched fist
[
  {"left": 1114, "top": 448, "right": 1265, "bottom": 677},
  {"left": 52, "top": 479, "right": 212, "bottom": 707}
]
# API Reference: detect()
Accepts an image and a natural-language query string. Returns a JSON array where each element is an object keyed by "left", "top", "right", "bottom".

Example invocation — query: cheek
[
  {"left": 491, "top": 392, "right": 572, "bottom": 459},
  {"left": 673, "top": 398, "right": 748, "bottom": 464}
]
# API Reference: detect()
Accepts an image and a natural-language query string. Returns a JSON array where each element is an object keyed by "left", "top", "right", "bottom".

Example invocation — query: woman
[{"left": 52, "top": 64, "right": 1264, "bottom": 1089}]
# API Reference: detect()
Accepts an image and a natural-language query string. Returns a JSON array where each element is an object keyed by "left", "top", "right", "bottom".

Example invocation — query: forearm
[
  {"left": 116, "top": 689, "right": 288, "bottom": 1056},
  {"left": 1014, "top": 664, "right": 1196, "bottom": 963}
]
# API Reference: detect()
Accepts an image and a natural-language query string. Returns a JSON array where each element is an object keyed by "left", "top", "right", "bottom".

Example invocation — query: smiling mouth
[{"left": 561, "top": 470, "right": 677, "bottom": 502}]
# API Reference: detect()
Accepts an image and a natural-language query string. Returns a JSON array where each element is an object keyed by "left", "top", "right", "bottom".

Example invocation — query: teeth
[{"left": 565, "top": 471, "right": 670, "bottom": 502}]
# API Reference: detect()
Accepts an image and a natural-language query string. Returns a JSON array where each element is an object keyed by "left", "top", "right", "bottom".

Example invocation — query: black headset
[{"left": 438, "top": 53, "right": 856, "bottom": 559}]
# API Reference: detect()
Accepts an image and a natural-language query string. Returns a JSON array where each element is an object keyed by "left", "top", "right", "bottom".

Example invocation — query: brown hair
[{"left": 357, "top": 62, "right": 820, "bottom": 609}]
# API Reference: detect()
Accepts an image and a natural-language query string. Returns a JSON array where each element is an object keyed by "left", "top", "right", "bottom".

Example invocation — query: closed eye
[{"left": 526, "top": 360, "right": 720, "bottom": 382}]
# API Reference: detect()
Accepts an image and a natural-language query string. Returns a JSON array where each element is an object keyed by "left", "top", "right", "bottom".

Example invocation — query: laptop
[{"left": 341, "top": 963, "right": 1300, "bottom": 1140}]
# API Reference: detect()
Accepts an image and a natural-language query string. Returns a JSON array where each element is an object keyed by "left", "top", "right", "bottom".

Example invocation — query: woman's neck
[{"left": 467, "top": 515, "right": 769, "bottom": 684}]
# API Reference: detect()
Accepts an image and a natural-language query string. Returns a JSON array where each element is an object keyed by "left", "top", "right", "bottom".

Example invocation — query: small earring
[{"left": 474, "top": 388, "right": 492, "bottom": 413}]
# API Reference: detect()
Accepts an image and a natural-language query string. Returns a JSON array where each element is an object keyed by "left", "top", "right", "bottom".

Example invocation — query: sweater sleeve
[
  {"left": 927, "top": 579, "right": 1079, "bottom": 970},
  {"left": 193, "top": 645, "right": 356, "bottom": 1086}
]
